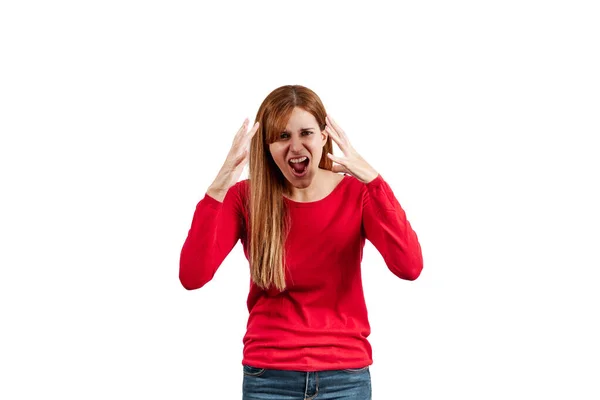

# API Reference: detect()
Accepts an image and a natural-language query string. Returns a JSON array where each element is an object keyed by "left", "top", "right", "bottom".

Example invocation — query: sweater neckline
[{"left": 283, "top": 174, "right": 350, "bottom": 208}]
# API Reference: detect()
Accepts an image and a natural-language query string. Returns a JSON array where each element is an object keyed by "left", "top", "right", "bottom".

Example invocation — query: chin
[{"left": 284, "top": 166, "right": 315, "bottom": 186}]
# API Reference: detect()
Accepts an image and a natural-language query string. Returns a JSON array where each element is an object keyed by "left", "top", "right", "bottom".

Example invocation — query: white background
[{"left": 1, "top": 0, "right": 599, "bottom": 398}]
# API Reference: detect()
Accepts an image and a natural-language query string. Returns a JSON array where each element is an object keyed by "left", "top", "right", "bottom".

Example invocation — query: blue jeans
[{"left": 242, "top": 364, "right": 372, "bottom": 400}]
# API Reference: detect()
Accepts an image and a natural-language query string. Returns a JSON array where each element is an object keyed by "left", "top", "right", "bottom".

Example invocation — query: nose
[{"left": 289, "top": 134, "right": 304, "bottom": 153}]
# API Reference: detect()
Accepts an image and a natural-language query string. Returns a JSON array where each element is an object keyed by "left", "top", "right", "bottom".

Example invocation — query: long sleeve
[
  {"left": 179, "top": 183, "right": 244, "bottom": 290},
  {"left": 361, "top": 174, "right": 423, "bottom": 280}
]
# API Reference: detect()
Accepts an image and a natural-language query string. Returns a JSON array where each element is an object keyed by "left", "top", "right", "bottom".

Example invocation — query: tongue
[{"left": 291, "top": 161, "right": 306, "bottom": 173}]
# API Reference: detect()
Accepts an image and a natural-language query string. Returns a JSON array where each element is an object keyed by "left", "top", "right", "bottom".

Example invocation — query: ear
[{"left": 321, "top": 128, "right": 328, "bottom": 146}]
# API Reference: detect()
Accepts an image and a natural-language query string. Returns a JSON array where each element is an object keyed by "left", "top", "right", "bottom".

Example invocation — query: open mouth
[{"left": 288, "top": 156, "right": 310, "bottom": 177}]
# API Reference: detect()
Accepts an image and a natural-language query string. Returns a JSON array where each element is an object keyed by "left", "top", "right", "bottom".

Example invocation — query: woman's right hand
[{"left": 207, "top": 118, "right": 260, "bottom": 202}]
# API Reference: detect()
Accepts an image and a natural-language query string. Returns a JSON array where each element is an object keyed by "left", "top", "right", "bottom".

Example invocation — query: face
[{"left": 269, "top": 107, "right": 327, "bottom": 189}]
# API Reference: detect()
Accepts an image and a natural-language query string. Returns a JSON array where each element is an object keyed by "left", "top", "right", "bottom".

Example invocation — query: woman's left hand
[{"left": 325, "top": 115, "right": 379, "bottom": 184}]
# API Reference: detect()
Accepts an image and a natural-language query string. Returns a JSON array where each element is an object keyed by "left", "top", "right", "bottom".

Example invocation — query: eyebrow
[{"left": 282, "top": 128, "right": 314, "bottom": 133}]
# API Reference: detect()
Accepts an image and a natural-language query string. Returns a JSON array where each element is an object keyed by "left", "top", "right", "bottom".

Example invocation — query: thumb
[
  {"left": 235, "top": 149, "right": 249, "bottom": 166},
  {"left": 331, "top": 164, "right": 349, "bottom": 174}
]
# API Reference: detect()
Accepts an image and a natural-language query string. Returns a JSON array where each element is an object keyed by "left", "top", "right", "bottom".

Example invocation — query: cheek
[
  {"left": 268, "top": 146, "right": 285, "bottom": 165},
  {"left": 310, "top": 139, "right": 324, "bottom": 155}
]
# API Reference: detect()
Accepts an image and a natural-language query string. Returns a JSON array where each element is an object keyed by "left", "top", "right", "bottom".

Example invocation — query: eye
[{"left": 279, "top": 131, "right": 312, "bottom": 139}]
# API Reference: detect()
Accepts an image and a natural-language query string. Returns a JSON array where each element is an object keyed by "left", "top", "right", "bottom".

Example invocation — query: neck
[{"left": 284, "top": 168, "right": 327, "bottom": 202}]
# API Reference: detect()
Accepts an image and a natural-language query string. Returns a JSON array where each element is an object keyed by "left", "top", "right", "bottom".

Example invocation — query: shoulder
[
  {"left": 330, "top": 174, "right": 366, "bottom": 201},
  {"left": 343, "top": 173, "right": 386, "bottom": 202}
]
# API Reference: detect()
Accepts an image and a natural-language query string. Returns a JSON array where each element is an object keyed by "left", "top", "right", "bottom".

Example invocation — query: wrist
[
  {"left": 363, "top": 170, "right": 379, "bottom": 184},
  {"left": 207, "top": 186, "right": 228, "bottom": 202}
]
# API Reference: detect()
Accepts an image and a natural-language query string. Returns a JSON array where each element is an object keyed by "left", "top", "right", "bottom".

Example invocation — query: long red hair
[{"left": 246, "top": 85, "right": 333, "bottom": 291}]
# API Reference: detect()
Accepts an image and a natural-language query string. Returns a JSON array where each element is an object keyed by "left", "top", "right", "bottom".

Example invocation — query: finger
[
  {"left": 326, "top": 115, "right": 349, "bottom": 143},
  {"left": 243, "top": 123, "right": 258, "bottom": 149},
  {"left": 241, "top": 122, "right": 259, "bottom": 151},
  {"left": 327, "top": 152, "right": 353, "bottom": 175},
  {"left": 326, "top": 114, "right": 343, "bottom": 131},
  {"left": 325, "top": 125, "right": 347, "bottom": 153},
  {"left": 327, "top": 152, "right": 348, "bottom": 165},
  {"left": 326, "top": 115, "right": 344, "bottom": 134},
  {"left": 325, "top": 125, "right": 341, "bottom": 143},
  {"left": 325, "top": 122, "right": 345, "bottom": 143},
  {"left": 246, "top": 121, "right": 260, "bottom": 139},
  {"left": 233, "top": 119, "right": 250, "bottom": 144},
  {"left": 238, "top": 118, "right": 249, "bottom": 133},
  {"left": 331, "top": 164, "right": 350, "bottom": 175},
  {"left": 235, "top": 148, "right": 249, "bottom": 166}
]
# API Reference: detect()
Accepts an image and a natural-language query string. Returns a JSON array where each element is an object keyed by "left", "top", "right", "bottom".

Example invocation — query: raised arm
[
  {"left": 179, "top": 185, "right": 244, "bottom": 290},
  {"left": 321, "top": 114, "right": 423, "bottom": 280},
  {"left": 179, "top": 118, "right": 259, "bottom": 290},
  {"left": 361, "top": 174, "right": 423, "bottom": 281}
]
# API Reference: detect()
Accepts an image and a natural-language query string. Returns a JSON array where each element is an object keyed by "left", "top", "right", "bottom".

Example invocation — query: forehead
[{"left": 284, "top": 107, "right": 318, "bottom": 131}]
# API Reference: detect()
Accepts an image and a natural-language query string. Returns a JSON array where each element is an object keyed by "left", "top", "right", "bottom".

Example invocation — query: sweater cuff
[
  {"left": 365, "top": 173, "right": 384, "bottom": 188},
  {"left": 201, "top": 192, "right": 223, "bottom": 210},
  {"left": 364, "top": 173, "right": 397, "bottom": 213}
]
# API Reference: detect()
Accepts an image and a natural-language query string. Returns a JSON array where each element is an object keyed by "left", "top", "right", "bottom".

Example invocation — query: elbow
[
  {"left": 180, "top": 275, "right": 200, "bottom": 290},
  {"left": 396, "top": 266, "right": 422, "bottom": 281},
  {"left": 392, "top": 254, "right": 423, "bottom": 281},
  {"left": 405, "top": 252, "right": 423, "bottom": 280},
  {"left": 179, "top": 268, "right": 198, "bottom": 290},
  {"left": 403, "top": 265, "right": 422, "bottom": 281},
  {"left": 179, "top": 272, "right": 210, "bottom": 291},
  {"left": 179, "top": 260, "right": 211, "bottom": 291},
  {"left": 404, "top": 245, "right": 423, "bottom": 281}
]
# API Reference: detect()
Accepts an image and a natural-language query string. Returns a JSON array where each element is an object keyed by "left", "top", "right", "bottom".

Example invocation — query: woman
[{"left": 179, "top": 85, "right": 423, "bottom": 399}]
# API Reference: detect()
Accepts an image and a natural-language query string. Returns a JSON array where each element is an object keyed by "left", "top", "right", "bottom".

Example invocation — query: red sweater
[{"left": 179, "top": 173, "right": 423, "bottom": 371}]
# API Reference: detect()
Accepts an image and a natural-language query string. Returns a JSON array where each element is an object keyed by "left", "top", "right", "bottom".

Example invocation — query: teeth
[{"left": 289, "top": 156, "right": 308, "bottom": 163}]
